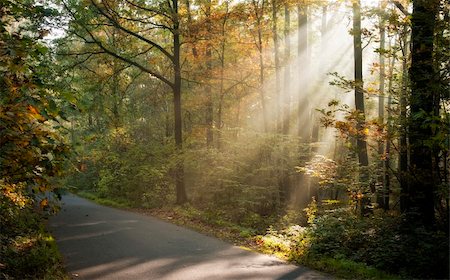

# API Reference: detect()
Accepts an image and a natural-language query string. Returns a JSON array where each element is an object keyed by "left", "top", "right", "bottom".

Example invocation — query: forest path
[{"left": 49, "top": 195, "right": 329, "bottom": 280}]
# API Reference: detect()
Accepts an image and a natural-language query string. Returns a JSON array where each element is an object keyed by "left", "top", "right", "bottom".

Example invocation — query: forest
[{"left": 0, "top": 0, "right": 449, "bottom": 279}]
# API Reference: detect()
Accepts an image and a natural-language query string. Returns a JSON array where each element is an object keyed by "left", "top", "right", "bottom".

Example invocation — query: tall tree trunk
[
  {"left": 217, "top": 4, "right": 229, "bottom": 150},
  {"left": 384, "top": 36, "right": 396, "bottom": 211},
  {"left": 376, "top": 1, "right": 387, "bottom": 208},
  {"left": 111, "top": 31, "right": 121, "bottom": 129},
  {"left": 399, "top": 25, "right": 409, "bottom": 213},
  {"left": 311, "top": 4, "right": 328, "bottom": 151},
  {"left": 255, "top": 0, "right": 268, "bottom": 132},
  {"left": 112, "top": 61, "right": 120, "bottom": 129},
  {"left": 272, "top": 0, "right": 281, "bottom": 133},
  {"left": 297, "top": 2, "right": 309, "bottom": 141},
  {"left": 407, "top": 0, "right": 439, "bottom": 226},
  {"left": 282, "top": 3, "right": 291, "bottom": 135},
  {"left": 280, "top": 3, "right": 291, "bottom": 205},
  {"left": 353, "top": 0, "right": 370, "bottom": 214},
  {"left": 205, "top": 0, "right": 214, "bottom": 148},
  {"left": 173, "top": 0, "right": 187, "bottom": 204},
  {"left": 353, "top": 0, "right": 369, "bottom": 167}
]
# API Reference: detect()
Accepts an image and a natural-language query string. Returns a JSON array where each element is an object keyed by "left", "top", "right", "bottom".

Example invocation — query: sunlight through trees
[{"left": 1, "top": 0, "right": 449, "bottom": 278}]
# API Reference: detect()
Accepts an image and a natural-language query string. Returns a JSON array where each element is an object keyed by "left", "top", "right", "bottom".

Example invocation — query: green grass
[
  {"left": 300, "top": 256, "right": 399, "bottom": 280},
  {"left": 76, "top": 191, "right": 131, "bottom": 208}
]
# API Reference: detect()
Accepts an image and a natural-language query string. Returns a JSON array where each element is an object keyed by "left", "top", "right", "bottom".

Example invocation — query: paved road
[{"left": 49, "top": 195, "right": 330, "bottom": 280}]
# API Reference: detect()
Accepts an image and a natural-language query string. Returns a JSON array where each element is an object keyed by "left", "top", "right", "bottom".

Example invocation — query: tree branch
[
  {"left": 62, "top": 0, "right": 174, "bottom": 89},
  {"left": 91, "top": 0, "right": 174, "bottom": 62},
  {"left": 124, "top": 0, "right": 171, "bottom": 19},
  {"left": 391, "top": 1, "right": 409, "bottom": 16}
]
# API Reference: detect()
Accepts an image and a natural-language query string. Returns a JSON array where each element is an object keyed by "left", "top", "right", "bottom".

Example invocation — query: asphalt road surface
[{"left": 49, "top": 195, "right": 330, "bottom": 280}]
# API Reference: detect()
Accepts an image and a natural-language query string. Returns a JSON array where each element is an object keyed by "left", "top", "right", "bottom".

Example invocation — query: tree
[
  {"left": 62, "top": 0, "right": 188, "bottom": 203},
  {"left": 251, "top": 0, "right": 269, "bottom": 132},
  {"left": 282, "top": 1, "right": 291, "bottom": 135},
  {"left": 376, "top": 0, "right": 387, "bottom": 209},
  {"left": 352, "top": 0, "right": 369, "bottom": 213},
  {"left": 205, "top": 0, "right": 214, "bottom": 148},
  {"left": 297, "top": 1, "right": 309, "bottom": 141},
  {"left": 407, "top": 0, "right": 440, "bottom": 225},
  {"left": 1, "top": 0, "right": 69, "bottom": 228},
  {"left": 272, "top": 0, "right": 281, "bottom": 133}
]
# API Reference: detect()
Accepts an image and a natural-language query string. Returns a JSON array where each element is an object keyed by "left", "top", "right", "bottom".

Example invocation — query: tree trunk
[
  {"left": 376, "top": 1, "right": 386, "bottom": 208},
  {"left": 282, "top": 3, "right": 291, "bottom": 135},
  {"left": 272, "top": 0, "right": 281, "bottom": 133},
  {"left": 399, "top": 26, "right": 409, "bottom": 213},
  {"left": 311, "top": 5, "right": 328, "bottom": 151},
  {"left": 297, "top": 3, "right": 309, "bottom": 141},
  {"left": 205, "top": 0, "right": 214, "bottom": 148},
  {"left": 407, "top": 0, "right": 439, "bottom": 226},
  {"left": 255, "top": 0, "right": 268, "bottom": 132},
  {"left": 280, "top": 3, "right": 291, "bottom": 205},
  {"left": 173, "top": 0, "right": 187, "bottom": 204},
  {"left": 353, "top": 1, "right": 369, "bottom": 167},
  {"left": 384, "top": 36, "right": 396, "bottom": 211},
  {"left": 112, "top": 63, "right": 120, "bottom": 129},
  {"left": 217, "top": 2, "right": 229, "bottom": 150},
  {"left": 353, "top": 0, "right": 370, "bottom": 214}
]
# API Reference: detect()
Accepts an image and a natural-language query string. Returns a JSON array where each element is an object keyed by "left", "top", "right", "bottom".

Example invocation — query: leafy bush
[
  {"left": 259, "top": 205, "right": 449, "bottom": 279},
  {"left": 305, "top": 209, "right": 449, "bottom": 278},
  {"left": 184, "top": 132, "right": 308, "bottom": 229},
  {"left": 0, "top": 208, "right": 67, "bottom": 280},
  {"left": 66, "top": 127, "right": 176, "bottom": 208},
  {"left": 0, "top": 3, "right": 69, "bottom": 278}
]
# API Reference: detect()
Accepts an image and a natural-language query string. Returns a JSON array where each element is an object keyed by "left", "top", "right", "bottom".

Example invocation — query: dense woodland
[{"left": 1, "top": 0, "right": 449, "bottom": 278}]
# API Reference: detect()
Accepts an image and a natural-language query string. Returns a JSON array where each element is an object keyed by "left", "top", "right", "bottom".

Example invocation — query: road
[{"left": 49, "top": 195, "right": 330, "bottom": 280}]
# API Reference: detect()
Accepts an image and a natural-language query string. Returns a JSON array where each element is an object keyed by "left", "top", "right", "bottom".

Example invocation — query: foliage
[
  {"left": 1, "top": 0, "right": 69, "bottom": 216},
  {"left": 0, "top": 2, "right": 70, "bottom": 278},
  {"left": 58, "top": 0, "right": 449, "bottom": 278},
  {"left": 68, "top": 130, "right": 308, "bottom": 230},
  {"left": 65, "top": 127, "right": 175, "bottom": 208},
  {"left": 258, "top": 203, "right": 449, "bottom": 279},
  {"left": 183, "top": 132, "right": 309, "bottom": 230},
  {"left": 0, "top": 208, "right": 67, "bottom": 280}
]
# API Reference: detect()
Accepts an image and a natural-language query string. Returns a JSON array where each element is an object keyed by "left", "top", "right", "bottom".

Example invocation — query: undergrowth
[
  {"left": 257, "top": 201, "right": 449, "bottom": 279},
  {"left": 0, "top": 208, "right": 67, "bottom": 280}
]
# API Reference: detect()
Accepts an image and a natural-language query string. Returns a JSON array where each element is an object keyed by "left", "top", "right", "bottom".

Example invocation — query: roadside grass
[
  {"left": 75, "top": 191, "right": 399, "bottom": 279},
  {"left": 299, "top": 256, "right": 399, "bottom": 280},
  {"left": 77, "top": 191, "right": 131, "bottom": 208},
  {"left": 76, "top": 190, "right": 256, "bottom": 247},
  {"left": 1, "top": 210, "right": 68, "bottom": 280}
]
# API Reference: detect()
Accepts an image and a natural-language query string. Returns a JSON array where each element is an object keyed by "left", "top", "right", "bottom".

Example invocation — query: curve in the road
[{"left": 49, "top": 195, "right": 331, "bottom": 280}]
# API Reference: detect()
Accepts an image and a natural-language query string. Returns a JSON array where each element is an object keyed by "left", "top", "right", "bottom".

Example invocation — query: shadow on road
[{"left": 49, "top": 195, "right": 330, "bottom": 280}]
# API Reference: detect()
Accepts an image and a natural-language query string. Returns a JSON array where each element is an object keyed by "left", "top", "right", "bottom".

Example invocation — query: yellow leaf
[{"left": 40, "top": 198, "right": 49, "bottom": 209}]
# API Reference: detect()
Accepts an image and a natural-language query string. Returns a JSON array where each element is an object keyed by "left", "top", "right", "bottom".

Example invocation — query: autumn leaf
[{"left": 40, "top": 198, "right": 49, "bottom": 209}]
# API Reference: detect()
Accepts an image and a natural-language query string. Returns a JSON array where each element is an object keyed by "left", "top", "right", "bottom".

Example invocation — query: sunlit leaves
[
  {"left": 1, "top": 0, "right": 70, "bottom": 217},
  {"left": 297, "top": 155, "right": 337, "bottom": 187}
]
